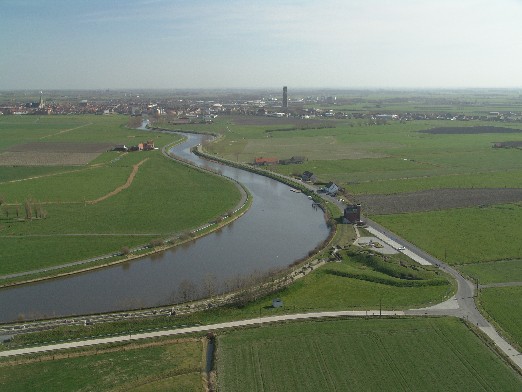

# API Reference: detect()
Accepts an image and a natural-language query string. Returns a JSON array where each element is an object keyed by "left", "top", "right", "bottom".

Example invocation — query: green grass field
[
  {"left": 190, "top": 116, "right": 522, "bottom": 196},
  {"left": 0, "top": 115, "right": 241, "bottom": 278},
  {"left": 0, "top": 338, "right": 203, "bottom": 391},
  {"left": 373, "top": 204, "right": 522, "bottom": 265},
  {"left": 479, "top": 286, "right": 522, "bottom": 351},
  {"left": 459, "top": 260, "right": 522, "bottom": 284},
  {"left": 216, "top": 317, "right": 522, "bottom": 392},
  {"left": 262, "top": 250, "right": 452, "bottom": 312}
]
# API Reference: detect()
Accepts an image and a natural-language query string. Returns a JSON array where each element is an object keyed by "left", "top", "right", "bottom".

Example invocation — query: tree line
[{"left": 0, "top": 196, "right": 48, "bottom": 221}]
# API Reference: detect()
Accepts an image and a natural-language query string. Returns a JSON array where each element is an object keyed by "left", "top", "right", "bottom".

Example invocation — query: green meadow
[
  {"left": 180, "top": 116, "right": 522, "bottom": 196},
  {"left": 0, "top": 115, "right": 240, "bottom": 278},
  {"left": 480, "top": 286, "right": 522, "bottom": 351},
  {"left": 459, "top": 260, "right": 522, "bottom": 284},
  {"left": 0, "top": 338, "right": 204, "bottom": 391},
  {"left": 216, "top": 317, "right": 522, "bottom": 392},
  {"left": 373, "top": 204, "right": 522, "bottom": 265}
]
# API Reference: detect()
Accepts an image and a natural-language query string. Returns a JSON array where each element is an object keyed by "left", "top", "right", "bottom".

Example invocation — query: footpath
[{"left": 0, "top": 310, "right": 403, "bottom": 359}]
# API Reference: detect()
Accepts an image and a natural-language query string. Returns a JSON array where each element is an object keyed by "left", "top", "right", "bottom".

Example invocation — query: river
[{"left": 0, "top": 132, "right": 329, "bottom": 323}]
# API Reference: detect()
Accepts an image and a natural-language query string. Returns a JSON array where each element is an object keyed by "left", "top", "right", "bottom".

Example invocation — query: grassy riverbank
[{"left": 0, "top": 115, "right": 241, "bottom": 282}]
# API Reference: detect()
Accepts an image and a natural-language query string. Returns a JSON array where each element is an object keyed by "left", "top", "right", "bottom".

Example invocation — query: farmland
[
  {"left": 182, "top": 109, "right": 522, "bottom": 369},
  {"left": 0, "top": 115, "right": 241, "bottom": 280},
  {"left": 459, "top": 259, "right": 522, "bottom": 284},
  {"left": 479, "top": 286, "right": 522, "bottom": 352},
  {"left": 2, "top": 91, "right": 522, "bottom": 390},
  {"left": 372, "top": 205, "right": 522, "bottom": 265},
  {"left": 216, "top": 317, "right": 522, "bottom": 391},
  {"left": 184, "top": 116, "right": 522, "bottom": 198},
  {"left": 0, "top": 337, "right": 204, "bottom": 391}
]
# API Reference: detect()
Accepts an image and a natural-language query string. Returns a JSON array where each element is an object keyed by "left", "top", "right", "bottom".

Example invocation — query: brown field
[
  {"left": 7, "top": 142, "right": 114, "bottom": 153},
  {"left": 1, "top": 142, "right": 114, "bottom": 166},
  {"left": 357, "top": 188, "right": 522, "bottom": 214}
]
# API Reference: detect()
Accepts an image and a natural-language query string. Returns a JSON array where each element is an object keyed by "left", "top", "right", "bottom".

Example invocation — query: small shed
[{"left": 272, "top": 298, "right": 284, "bottom": 308}]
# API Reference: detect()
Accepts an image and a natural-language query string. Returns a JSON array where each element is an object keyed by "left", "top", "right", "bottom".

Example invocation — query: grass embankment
[
  {"left": 0, "top": 115, "right": 241, "bottom": 280},
  {"left": 216, "top": 317, "right": 522, "bottom": 392},
  {"left": 0, "top": 337, "right": 204, "bottom": 391},
  {"left": 268, "top": 246, "right": 452, "bottom": 311}
]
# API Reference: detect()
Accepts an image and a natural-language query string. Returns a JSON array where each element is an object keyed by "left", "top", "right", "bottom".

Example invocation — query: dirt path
[{"left": 86, "top": 158, "right": 148, "bottom": 205}]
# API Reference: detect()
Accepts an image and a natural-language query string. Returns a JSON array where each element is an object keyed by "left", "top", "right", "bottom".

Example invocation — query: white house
[{"left": 324, "top": 182, "right": 339, "bottom": 195}]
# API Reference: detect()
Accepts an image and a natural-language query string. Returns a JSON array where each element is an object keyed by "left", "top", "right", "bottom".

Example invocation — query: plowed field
[
  {"left": 358, "top": 188, "right": 522, "bottom": 214},
  {"left": 1, "top": 142, "right": 114, "bottom": 166}
]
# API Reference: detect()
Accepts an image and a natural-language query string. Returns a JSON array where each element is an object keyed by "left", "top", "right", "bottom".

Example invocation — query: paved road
[{"left": 0, "top": 310, "right": 405, "bottom": 358}]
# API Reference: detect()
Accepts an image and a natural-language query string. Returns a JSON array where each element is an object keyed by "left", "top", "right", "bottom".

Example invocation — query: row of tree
[{"left": 0, "top": 196, "right": 48, "bottom": 221}]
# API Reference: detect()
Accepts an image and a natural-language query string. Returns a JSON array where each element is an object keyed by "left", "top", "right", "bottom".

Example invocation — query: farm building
[
  {"left": 343, "top": 204, "right": 361, "bottom": 224},
  {"left": 113, "top": 144, "right": 128, "bottom": 152},
  {"left": 254, "top": 157, "right": 278, "bottom": 166},
  {"left": 130, "top": 140, "right": 155, "bottom": 151},
  {"left": 301, "top": 171, "right": 317, "bottom": 183},
  {"left": 279, "top": 156, "right": 306, "bottom": 165}
]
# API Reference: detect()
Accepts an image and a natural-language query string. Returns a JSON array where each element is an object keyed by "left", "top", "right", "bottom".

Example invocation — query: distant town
[{"left": 1, "top": 89, "right": 522, "bottom": 124}]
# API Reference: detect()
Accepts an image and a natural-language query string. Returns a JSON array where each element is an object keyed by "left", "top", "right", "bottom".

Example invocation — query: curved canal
[{"left": 0, "top": 133, "right": 329, "bottom": 323}]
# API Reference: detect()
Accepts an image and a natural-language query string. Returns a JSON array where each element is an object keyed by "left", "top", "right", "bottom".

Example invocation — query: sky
[{"left": 1, "top": 0, "right": 522, "bottom": 90}]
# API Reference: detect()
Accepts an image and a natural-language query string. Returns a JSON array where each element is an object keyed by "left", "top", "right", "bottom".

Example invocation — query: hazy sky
[{"left": 2, "top": 0, "right": 522, "bottom": 90}]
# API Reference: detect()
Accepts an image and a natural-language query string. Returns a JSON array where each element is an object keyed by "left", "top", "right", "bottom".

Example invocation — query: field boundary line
[
  {"left": 0, "top": 166, "right": 99, "bottom": 186},
  {"left": 39, "top": 122, "right": 93, "bottom": 139}
]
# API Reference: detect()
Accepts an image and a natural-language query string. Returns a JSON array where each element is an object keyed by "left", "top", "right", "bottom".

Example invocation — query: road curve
[{"left": 363, "top": 216, "right": 522, "bottom": 370}]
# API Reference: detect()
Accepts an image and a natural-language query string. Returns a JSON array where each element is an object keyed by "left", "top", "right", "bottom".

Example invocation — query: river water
[{"left": 0, "top": 132, "right": 329, "bottom": 323}]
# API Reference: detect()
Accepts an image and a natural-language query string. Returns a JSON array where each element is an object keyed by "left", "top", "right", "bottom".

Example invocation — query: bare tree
[
  {"left": 177, "top": 279, "right": 197, "bottom": 303},
  {"left": 24, "top": 200, "right": 32, "bottom": 220},
  {"left": 203, "top": 273, "right": 217, "bottom": 298}
]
